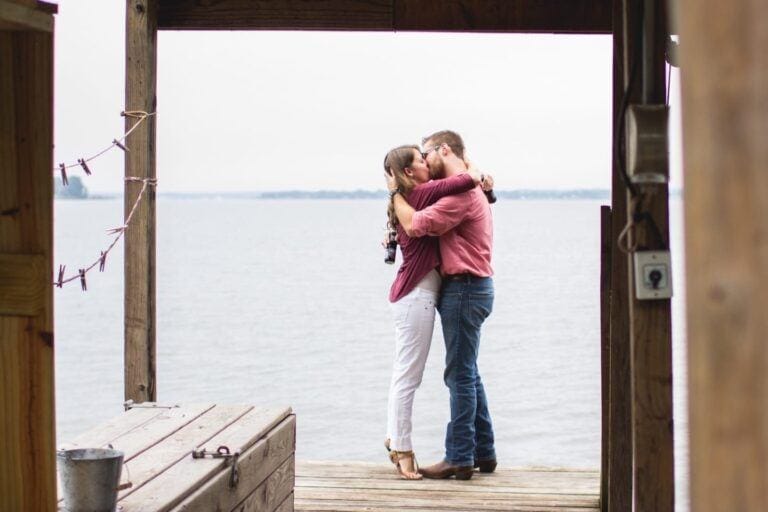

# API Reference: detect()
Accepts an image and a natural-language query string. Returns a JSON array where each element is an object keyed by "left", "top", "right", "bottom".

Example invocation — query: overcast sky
[{"left": 53, "top": 2, "right": 682, "bottom": 194}]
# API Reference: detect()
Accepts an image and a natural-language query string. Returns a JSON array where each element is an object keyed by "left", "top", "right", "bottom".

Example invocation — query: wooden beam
[
  {"left": 0, "top": 0, "right": 53, "bottom": 31},
  {"left": 0, "top": 253, "right": 46, "bottom": 316},
  {"left": 0, "top": 28, "right": 56, "bottom": 511},
  {"left": 394, "top": 0, "right": 611, "bottom": 33},
  {"left": 622, "top": 1, "right": 674, "bottom": 510},
  {"left": 599, "top": 205, "right": 611, "bottom": 512},
  {"left": 680, "top": 0, "right": 768, "bottom": 510},
  {"left": 125, "top": 0, "right": 158, "bottom": 403},
  {"left": 607, "top": 1, "right": 632, "bottom": 509},
  {"left": 157, "top": 0, "right": 612, "bottom": 34}
]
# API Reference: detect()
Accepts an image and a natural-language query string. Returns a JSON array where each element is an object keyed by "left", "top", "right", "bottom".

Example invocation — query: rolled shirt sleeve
[{"left": 411, "top": 194, "right": 468, "bottom": 237}]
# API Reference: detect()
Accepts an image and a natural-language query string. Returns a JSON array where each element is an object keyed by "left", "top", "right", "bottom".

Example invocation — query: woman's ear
[{"left": 403, "top": 167, "right": 414, "bottom": 177}]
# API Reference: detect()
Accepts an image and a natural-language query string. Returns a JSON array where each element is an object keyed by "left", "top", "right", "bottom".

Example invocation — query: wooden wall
[
  {"left": 0, "top": 2, "right": 56, "bottom": 509},
  {"left": 680, "top": 0, "right": 768, "bottom": 510}
]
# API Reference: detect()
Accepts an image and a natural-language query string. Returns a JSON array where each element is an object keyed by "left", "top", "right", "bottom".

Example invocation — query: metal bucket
[{"left": 57, "top": 448, "right": 124, "bottom": 512}]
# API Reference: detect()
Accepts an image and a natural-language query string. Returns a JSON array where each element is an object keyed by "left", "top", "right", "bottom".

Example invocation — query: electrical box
[
  {"left": 627, "top": 104, "right": 670, "bottom": 184},
  {"left": 633, "top": 250, "right": 673, "bottom": 300}
]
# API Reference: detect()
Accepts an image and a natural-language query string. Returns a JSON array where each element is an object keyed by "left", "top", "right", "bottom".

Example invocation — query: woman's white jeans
[{"left": 386, "top": 271, "right": 440, "bottom": 452}]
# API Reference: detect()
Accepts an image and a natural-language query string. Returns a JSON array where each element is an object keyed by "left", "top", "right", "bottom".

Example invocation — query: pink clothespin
[
  {"left": 59, "top": 163, "right": 68, "bottom": 186},
  {"left": 78, "top": 269, "right": 87, "bottom": 291},
  {"left": 113, "top": 139, "right": 129, "bottom": 152},
  {"left": 78, "top": 158, "right": 92, "bottom": 175},
  {"left": 99, "top": 251, "right": 107, "bottom": 272},
  {"left": 56, "top": 265, "right": 65, "bottom": 288}
]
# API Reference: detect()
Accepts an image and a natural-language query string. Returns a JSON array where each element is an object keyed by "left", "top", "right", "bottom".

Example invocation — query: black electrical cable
[
  {"left": 614, "top": 0, "right": 645, "bottom": 199},
  {"left": 615, "top": 0, "right": 670, "bottom": 251}
]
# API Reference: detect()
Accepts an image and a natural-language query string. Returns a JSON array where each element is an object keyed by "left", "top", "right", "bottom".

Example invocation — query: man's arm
[
  {"left": 394, "top": 192, "right": 468, "bottom": 238},
  {"left": 410, "top": 194, "right": 467, "bottom": 237}
]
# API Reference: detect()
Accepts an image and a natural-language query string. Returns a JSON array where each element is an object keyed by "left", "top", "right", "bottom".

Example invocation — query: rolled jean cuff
[{"left": 389, "top": 437, "right": 413, "bottom": 452}]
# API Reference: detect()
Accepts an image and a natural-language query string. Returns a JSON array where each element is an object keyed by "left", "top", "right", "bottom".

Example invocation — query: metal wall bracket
[{"left": 627, "top": 104, "right": 670, "bottom": 184}]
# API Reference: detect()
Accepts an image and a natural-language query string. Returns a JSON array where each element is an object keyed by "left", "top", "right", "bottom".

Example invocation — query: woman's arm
[{"left": 412, "top": 173, "right": 476, "bottom": 210}]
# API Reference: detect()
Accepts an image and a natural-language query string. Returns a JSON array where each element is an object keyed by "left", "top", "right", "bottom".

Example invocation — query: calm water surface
[{"left": 54, "top": 198, "right": 688, "bottom": 510}]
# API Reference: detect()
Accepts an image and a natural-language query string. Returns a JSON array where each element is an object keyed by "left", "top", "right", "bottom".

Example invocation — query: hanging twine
[
  {"left": 54, "top": 177, "right": 157, "bottom": 288},
  {"left": 53, "top": 109, "right": 158, "bottom": 289},
  {"left": 54, "top": 111, "right": 155, "bottom": 178}
]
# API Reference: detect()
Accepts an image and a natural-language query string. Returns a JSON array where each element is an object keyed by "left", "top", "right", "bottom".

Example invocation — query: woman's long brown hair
[{"left": 383, "top": 145, "right": 419, "bottom": 230}]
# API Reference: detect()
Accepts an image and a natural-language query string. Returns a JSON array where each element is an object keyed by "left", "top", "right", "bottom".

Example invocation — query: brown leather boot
[
  {"left": 418, "top": 460, "right": 474, "bottom": 480},
  {"left": 474, "top": 458, "right": 497, "bottom": 473}
]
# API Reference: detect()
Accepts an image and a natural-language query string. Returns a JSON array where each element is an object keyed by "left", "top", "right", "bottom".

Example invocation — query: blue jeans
[{"left": 437, "top": 276, "right": 496, "bottom": 466}]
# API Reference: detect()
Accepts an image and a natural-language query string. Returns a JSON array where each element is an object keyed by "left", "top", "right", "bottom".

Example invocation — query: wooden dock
[{"left": 295, "top": 461, "right": 599, "bottom": 512}]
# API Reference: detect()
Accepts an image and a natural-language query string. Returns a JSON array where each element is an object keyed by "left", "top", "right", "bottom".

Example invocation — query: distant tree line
[{"left": 54, "top": 176, "right": 88, "bottom": 199}]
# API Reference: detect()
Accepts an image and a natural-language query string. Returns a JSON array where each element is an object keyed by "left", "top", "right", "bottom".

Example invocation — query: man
[{"left": 390, "top": 130, "right": 496, "bottom": 480}]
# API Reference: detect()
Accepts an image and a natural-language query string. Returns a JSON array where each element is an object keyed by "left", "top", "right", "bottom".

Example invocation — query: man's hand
[
  {"left": 465, "top": 160, "right": 483, "bottom": 185},
  {"left": 481, "top": 173, "right": 494, "bottom": 191},
  {"left": 465, "top": 159, "right": 495, "bottom": 191},
  {"left": 384, "top": 170, "right": 398, "bottom": 192}
]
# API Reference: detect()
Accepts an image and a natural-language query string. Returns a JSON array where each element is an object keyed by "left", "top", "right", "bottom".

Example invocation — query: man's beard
[{"left": 428, "top": 157, "right": 446, "bottom": 179}]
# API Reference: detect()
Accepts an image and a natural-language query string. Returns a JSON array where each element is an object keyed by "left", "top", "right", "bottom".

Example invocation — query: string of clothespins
[
  {"left": 54, "top": 110, "right": 157, "bottom": 290},
  {"left": 53, "top": 110, "right": 154, "bottom": 183}
]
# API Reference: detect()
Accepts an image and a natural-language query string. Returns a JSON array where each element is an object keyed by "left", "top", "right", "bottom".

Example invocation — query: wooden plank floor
[{"left": 295, "top": 461, "right": 600, "bottom": 512}]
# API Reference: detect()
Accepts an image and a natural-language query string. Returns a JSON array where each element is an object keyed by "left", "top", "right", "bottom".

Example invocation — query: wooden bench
[{"left": 58, "top": 403, "right": 295, "bottom": 511}]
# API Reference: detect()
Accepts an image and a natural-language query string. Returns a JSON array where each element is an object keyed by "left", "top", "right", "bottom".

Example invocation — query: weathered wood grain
[
  {"left": 0, "top": 253, "right": 46, "bottom": 316},
  {"left": 59, "top": 405, "right": 168, "bottom": 450},
  {"left": 679, "top": 0, "right": 768, "bottom": 510},
  {"left": 116, "top": 405, "right": 253, "bottom": 501},
  {"left": 0, "top": 26, "right": 55, "bottom": 511},
  {"left": 621, "top": 1, "right": 675, "bottom": 511},
  {"left": 118, "top": 407, "right": 291, "bottom": 510},
  {"left": 607, "top": 2, "right": 632, "bottom": 510},
  {"left": 599, "top": 205, "right": 611, "bottom": 512},
  {"left": 156, "top": 0, "right": 611, "bottom": 33},
  {"left": 274, "top": 492, "right": 295, "bottom": 512},
  {"left": 168, "top": 415, "right": 295, "bottom": 511},
  {"left": 0, "top": 0, "right": 53, "bottom": 31},
  {"left": 231, "top": 457, "right": 295, "bottom": 512},
  {"left": 58, "top": 404, "right": 222, "bottom": 504},
  {"left": 125, "top": 0, "right": 158, "bottom": 403},
  {"left": 294, "top": 462, "right": 599, "bottom": 512}
]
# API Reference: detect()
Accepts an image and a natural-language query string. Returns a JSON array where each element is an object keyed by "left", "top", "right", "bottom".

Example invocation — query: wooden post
[
  {"left": 599, "top": 205, "right": 612, "bottom": 512},
  {"left": 125, "top": 0, "right": 157, "bottom": 403},
  {"left": 0, "top": 5, "right": 56, "bottom": 508},
  {"left": 622, "top": 1, "right": 674, "bottom": 510},
  {"left": 607, "top": 1, "right": 633, "bottom": 509},
  {"left": 680, "top": 1, "right": 768, "bottom": 510}
]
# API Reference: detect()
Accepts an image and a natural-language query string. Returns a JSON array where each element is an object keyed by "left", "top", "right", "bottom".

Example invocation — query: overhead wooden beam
[
  {"left": 157, "top": 0, "right": 612, "bottom": 34},
  {"left": 394, "top": 0, "right": 611, "bottom": 33},
  {"left": 0, "top": 0, "right": 53, "bottom": 31},
  {"left": 680, "top": 0, "right": 768, "bottom": 510},
  {"left": 125, "top": 0, "right": 158, "bottom": 403}
]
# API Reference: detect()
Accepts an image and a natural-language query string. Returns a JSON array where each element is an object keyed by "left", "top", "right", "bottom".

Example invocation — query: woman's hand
[{"left": 384, "top": 169, "right": 398, "bottom": 192}]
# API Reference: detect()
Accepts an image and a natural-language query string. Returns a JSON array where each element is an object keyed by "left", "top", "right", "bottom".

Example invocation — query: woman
[{"left": 382, "top": 144, "right": 488, "bottom": 479}]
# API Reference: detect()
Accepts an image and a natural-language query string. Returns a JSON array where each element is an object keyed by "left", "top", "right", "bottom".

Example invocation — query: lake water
[{"left": 54, "top": 197, "right": 688, "bottom": 509}]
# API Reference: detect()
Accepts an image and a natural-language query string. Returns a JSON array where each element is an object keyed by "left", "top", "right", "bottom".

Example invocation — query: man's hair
[{"left": 422, "top": 130, "right": 465, "bottom": 160}]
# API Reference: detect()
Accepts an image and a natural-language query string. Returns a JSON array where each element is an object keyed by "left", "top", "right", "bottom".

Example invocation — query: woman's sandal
[{"left": 385, "top": 439, "right": 422, "bottom": 480}]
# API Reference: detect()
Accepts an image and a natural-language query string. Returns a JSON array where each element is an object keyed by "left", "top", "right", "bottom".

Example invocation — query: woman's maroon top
[{"left": 388, "top": 173, "right": 476, "bottom": 302}]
